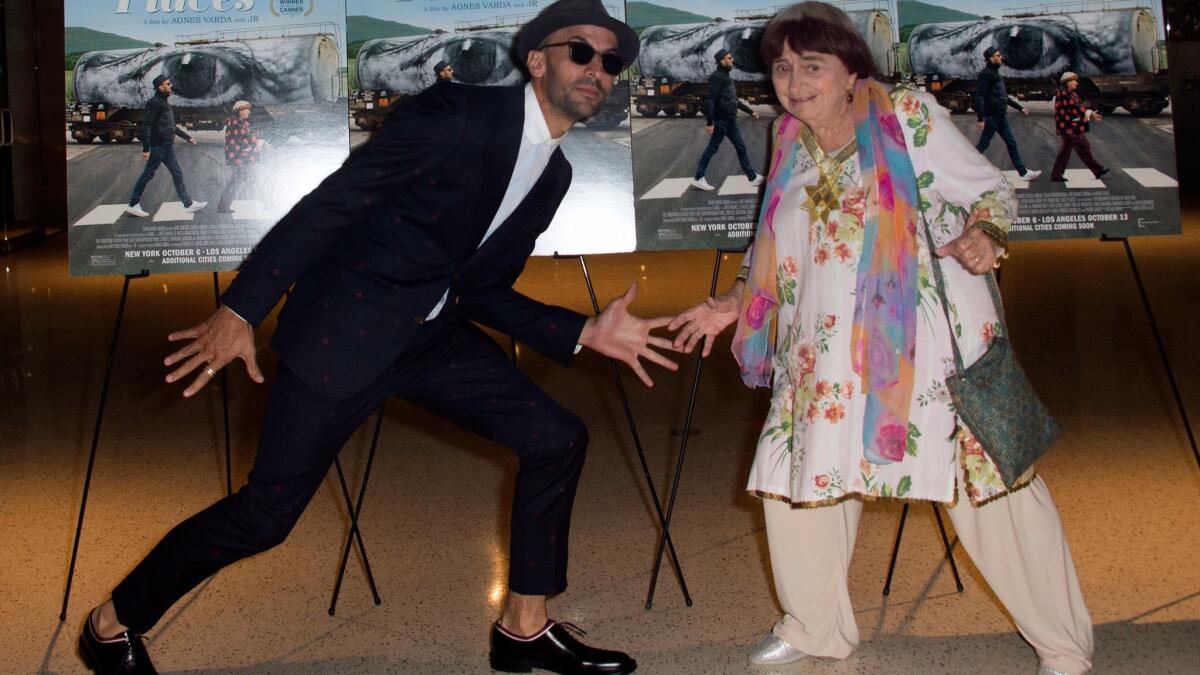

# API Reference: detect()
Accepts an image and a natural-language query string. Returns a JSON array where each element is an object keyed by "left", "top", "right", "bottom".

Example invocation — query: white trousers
[{"left": 763, "top": 470, "right": 1094, "bottom": 673}]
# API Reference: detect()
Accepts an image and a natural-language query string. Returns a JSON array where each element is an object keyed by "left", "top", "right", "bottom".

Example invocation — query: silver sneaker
[
  {"left": 747, "top": 175, "right": 764, "bottom": 187},
  {"left": 124, "top": 204, "right": 150, "bottom": 218},
  {"left": 690, "top": 177, "right": 715, "bottom": 191},
  {"left": 748, "top": 631, "right": 807, "bottom": 666},
  {"left": 1036, "top": 665, "right": 1070, "bottom": 675},
  {"left": 183, "top": 200, "right": 208, "bottom": 213}
]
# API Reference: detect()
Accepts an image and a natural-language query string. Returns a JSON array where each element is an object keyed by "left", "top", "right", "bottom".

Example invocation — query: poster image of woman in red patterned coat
[
  {"left": 217, "top": 100, "right": 269, "bottom": 213},
  {"left": 1050, "top": 72, "right": 1109, "bottom": 182}
]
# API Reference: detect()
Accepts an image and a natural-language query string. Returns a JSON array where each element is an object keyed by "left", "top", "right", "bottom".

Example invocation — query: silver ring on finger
[{"left": 205, "top": 365, "right": 217, "bottom": 377}]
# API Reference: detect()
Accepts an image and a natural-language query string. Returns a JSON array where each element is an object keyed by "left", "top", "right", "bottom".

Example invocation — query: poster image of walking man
[
  {"left": 974, "top": 46, "right": 1041, "bottom": 181},
  {"left": 124, "top": 75, "right": 207, "bottom": 218},
  {"left": 690, "top": 48, "right": 763, "bottom": 191},
  {"left": 1050, "top": 71, "right": 1108, "bottom": 182}
]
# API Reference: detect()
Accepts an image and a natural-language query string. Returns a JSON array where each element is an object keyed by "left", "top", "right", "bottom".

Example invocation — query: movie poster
[
  {"left": 629, "top": 1, "right": 775, "bottom": 251},
  {"left": 629, "top": 0, "right": 1178, "bottom": 248},
  {"left": 66, "top": 0, "right": 349, "bottom": 276},
  {"left": 346, "top": 0, "right": 636, "bottom": 256},
  {"left": 897, "top": 0, "right": 1179, "bottom": 240}
]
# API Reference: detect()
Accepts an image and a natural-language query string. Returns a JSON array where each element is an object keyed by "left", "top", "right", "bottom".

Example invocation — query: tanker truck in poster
[
  {"left": 907, "top": 3, "right": 1169, "bottom": 117},
  {"left": 66, "top": 24, "right": 343, "bottom": 144},
  {"left": 632, "top": 3, "right": 896, "bottom": 117},
  {"left": 351, "top": 12, "right": 630, "bottom": 132}
]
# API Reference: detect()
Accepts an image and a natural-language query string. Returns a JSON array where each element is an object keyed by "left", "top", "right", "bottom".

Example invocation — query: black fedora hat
[{"left": 515, "top": 0, "right": 639, "bottom": 70}]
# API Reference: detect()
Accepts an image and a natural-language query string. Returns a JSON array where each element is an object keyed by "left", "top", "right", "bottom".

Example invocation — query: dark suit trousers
[
  {"left": 976, "top": 114, "right": 1027, "bottom": 174},
  {"left": 1051, "top": 133, "right": 1103, "bottom": 180},
  {"left": 111, "top": 312, "right": 588, "bottom": 633}
]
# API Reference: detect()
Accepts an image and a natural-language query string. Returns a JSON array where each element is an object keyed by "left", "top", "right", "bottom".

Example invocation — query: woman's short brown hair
[{"left": 760, "top": 2, "right": 875, "bottom": 79}]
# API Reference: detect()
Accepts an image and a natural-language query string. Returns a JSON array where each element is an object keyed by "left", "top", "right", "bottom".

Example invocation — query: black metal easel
[
  {"left": 566, "top": 254, "right": 693, "bottom": 608},
  {"left": 60, "top": 271, "right": 235, "bottom": 621},
  {"left": 59, "top": 272, "right": 379, "bottom": 622},
  {"left": 327, "top": 404, "right": 385, "bottom": 614},
  {"left": 882, "top": 503, "right": 964, "bottom": 596},
  {"left": 643, "top": 249, "right": 727, "bottom": 608}
]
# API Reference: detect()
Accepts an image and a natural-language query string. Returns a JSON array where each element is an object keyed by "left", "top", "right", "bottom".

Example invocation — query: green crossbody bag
[{"left": 921, "top": 214, "right": 1061, "bottom": 488}]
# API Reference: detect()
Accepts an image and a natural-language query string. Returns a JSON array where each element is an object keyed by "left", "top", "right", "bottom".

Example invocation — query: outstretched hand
[
  {"left": 668, "top": 282, "right": 744, "bottom": 357},
  {"left": 934, "top": 225, "right": 1001, "bottom": 275},
  {"left": 578, "top": 283, "right": 678, "bottom": 387},
  {"left": 164, "top": 306, "right": 264, "bottom": 397}
]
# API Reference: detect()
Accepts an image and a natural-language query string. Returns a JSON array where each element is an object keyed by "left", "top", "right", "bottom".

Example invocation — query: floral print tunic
[{"left": 747, "top": 89, "right": 1019, "bottom": 507}]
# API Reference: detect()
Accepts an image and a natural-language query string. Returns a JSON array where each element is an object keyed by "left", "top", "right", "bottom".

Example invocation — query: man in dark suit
[
  {"left": 973, "top": 46, "right": 1041, "bottom": 180},
  {"left": 690, "top": 48, "right": 763, "bottom": 192},
  {"left": 79, "top": 2, "right": 664, "bottom": 674},
  {"left": 124, "top": 74, "right": 207, "bottom": 218}
]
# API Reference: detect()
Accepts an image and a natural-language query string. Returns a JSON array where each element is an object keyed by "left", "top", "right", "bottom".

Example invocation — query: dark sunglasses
[{"left": 539, "top": 40, "right": 624, "bottom": 76}]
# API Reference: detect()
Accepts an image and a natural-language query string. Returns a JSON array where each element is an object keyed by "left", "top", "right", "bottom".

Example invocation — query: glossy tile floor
[{"left": 2, "top": 211, "right": 1198, "bottom": 674}]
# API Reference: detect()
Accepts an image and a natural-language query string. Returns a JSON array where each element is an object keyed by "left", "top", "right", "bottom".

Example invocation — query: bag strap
[{"left": 917, "top": 200, "right": 1008, "bottom": 375}]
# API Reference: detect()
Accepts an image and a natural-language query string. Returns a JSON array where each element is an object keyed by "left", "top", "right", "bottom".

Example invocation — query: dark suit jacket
[
  {"left": 973, "top": 62, "right": 1023, "bottom": 120},
  {"left": 222, "top": 83, "right": 588, "bottom": 399}
]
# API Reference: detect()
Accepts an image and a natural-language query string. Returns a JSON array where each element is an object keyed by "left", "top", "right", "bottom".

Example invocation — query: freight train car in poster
[{"left": 68, "top": 27, "right": 343, "bottom": 144}]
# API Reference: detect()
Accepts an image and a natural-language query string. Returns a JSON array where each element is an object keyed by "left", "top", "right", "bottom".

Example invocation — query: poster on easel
[
  {"left": 627, "top": 0, "right": 897, "bottom": 251},
  {"left": 896, "top": 0, "right": 1179, "bottom": 240},
  {"left": 65, "top": 0, "right": 350, "bottom": 277},
  {"left": 346, "top": 0, "right": 636, "bottom": 256}
]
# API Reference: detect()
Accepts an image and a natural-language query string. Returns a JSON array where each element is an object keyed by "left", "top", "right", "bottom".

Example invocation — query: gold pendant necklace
[{"left": 799, "top": 126, "right": 857, "bottom": 224}]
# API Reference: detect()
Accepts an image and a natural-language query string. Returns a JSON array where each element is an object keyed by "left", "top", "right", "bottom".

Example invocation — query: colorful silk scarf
[{"left": 733, "top": 78, "right": 920, "bottom": 465}]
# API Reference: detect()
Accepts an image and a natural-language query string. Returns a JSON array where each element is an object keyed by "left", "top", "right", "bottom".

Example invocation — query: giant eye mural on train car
[
  {"left": 73, "top": 35, "right": 341, "bottom": 108},
  {"left": 638, "top": 20, "right": 768, "bottom": 83},
  {"left": 907, "top": 9, "right": 1159, "bottom": 81},
  {"left": 638, "top": 11, "right": 894, "bottom": 84},
  {"left": 356, "top": 29, "right": 523, "bottom": 95}
]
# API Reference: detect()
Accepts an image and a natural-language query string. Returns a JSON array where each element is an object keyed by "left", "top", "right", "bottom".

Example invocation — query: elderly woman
[
  {"left": 216, "top": 100, "right": 266, "bottom": 213},
  {"left": 1050, "top": 72, "right": 1107, "bottom": 182},
  {"left": 670, "top": 3, "right": 1093, "bottom": 673}
]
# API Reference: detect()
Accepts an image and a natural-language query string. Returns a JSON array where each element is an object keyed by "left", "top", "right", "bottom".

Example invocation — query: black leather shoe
[
  {"left": 1095, "top": 167, "right": 1110, "bottom": 179},
  {"left": 490, "top": 620, "right": 636, "bottom": 674},
  {"left": 78, "top": 611, "right": 157, "bottom": 674}
]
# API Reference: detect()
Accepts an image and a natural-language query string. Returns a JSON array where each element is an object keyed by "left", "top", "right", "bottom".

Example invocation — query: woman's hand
[
  {"left": 668, "top": 281, "right": 745, "bottom": 357},
  {"left": 934, "top": 226, "right": 1002, "bottom": 275}
]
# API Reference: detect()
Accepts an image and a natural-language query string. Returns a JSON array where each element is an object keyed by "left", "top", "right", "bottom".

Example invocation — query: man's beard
[{"left": 545, "top": 68, "right": 608, "bottom": 122}]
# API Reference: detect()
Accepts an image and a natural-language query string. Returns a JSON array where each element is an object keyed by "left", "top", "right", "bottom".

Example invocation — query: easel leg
[
  {"left": 932, "top": 504, "right": 964, "bottom": 592},
  {"left": 571, "top": 255, "right": 692, "bottom": 608},
  {"left": 647, "top": 250, "right": 725, "bottom": 608},
  {"left": 213, "top": 272, "right": 233, "bottom": 496},
  {"left": 1104, "top": 236, "right": 1199, "bottom": 470},
  {"left": 329, "top": 403, "right": 386, "bottom": 615},
  {"left": 60, "top": 272, "right": 146, "bottom": 621},
  {"left": 882, "top": 503, "right": 909, "bottom": 597},
  {"left": 883, "top": 503, "right": 964, "bottom": 595}
]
